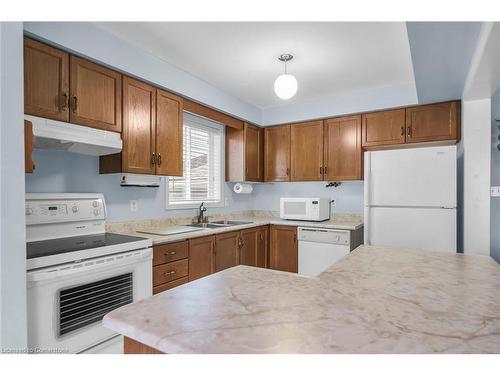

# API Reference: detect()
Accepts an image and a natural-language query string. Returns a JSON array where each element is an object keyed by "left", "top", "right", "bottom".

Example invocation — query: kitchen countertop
[
  {"left": 103, "top": 246, "right": 500, "bottom": 353},
  {"left": 107, "top": 215, "right": 363, "bottom": 246}
]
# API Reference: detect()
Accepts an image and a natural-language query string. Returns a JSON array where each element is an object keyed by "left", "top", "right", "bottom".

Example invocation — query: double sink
[{"left": 187, "top": 220, "right": 253, "bottom": 229}]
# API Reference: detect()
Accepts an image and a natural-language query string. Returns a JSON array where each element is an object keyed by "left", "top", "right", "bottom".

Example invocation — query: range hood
[{"left": 25, "top": 115, "right": 122, "bottom": 156}]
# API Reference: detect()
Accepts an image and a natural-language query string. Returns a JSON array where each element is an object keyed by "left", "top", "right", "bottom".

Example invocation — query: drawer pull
[
  {"left": 164, "top": 270, "right": 176, "bottom": 276},
  {"left": 166, "top": 251, "right": 176, "bottom": 256}
]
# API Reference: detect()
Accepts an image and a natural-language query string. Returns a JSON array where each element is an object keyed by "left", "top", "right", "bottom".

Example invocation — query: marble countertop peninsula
[
  {"left": 106, "top": 210, "right": 364, "bottom": 245},
  {"left": 103, "top": 246, "right": 500, "bottom": 353}
]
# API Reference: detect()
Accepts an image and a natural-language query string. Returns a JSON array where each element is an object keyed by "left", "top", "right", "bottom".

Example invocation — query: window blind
[{"left": 168, "top": 113, "right": 223, "bottom": 206}]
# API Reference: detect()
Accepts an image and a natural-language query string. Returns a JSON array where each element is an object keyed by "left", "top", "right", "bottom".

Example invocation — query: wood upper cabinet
[
  {"left": 264, "top": 125, "right": 291, "bottom": 181},
  {"left": 188, "top": 236, "right": 214, "bottom": 281},
  {"left": 121, "top": 77, "right": 156, "bottom": 174},
  {"left": 290, "top": 121, "right": 324, "bottom": 181},
  {"left": 405, "top": 101, "right": 460, "bottom": 143},
  {"left": 323, "top": 115, "right": 362, "bottom": 180},
  {"left": 156, "top": 89, "right": 183, "bottom": 176},
  {"left": 214, "top": 231, "right": 240, "bottom": 272},
  {"left": 69, "top": 56, "right": 122, "bottom": 132},
  {"left": 362, "top": 109, "right": 406, "bottom": 147},
  {"left": 269, "top": 225, "right": 297, "bottom": 273},
  {"left": 25, "top": 120, "right": 35, "bottom": 173},
  {"left": 244, "top": 124, "right": 264, "bottom": 181},
  {"left": 24, "top": 37, "right": 69, "bottom": 121},
  {"left": 226, "top": 123, "right": 263, "bottom": 182}
]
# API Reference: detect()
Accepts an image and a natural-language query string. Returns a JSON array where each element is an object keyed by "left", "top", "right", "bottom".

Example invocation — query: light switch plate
[
  {"left": 331, "top": 199, "right": 336, "bottom": 207},
  {"left": 491, "top": 186, "right": 500, "bottom": 197},
  {"left": 130, "top": 200, "right": 138, "bottom": 212}
]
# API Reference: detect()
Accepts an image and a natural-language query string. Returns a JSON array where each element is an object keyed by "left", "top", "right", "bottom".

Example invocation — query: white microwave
[{"left": 280, "top": 197, "right": 331, "bottom": 221}]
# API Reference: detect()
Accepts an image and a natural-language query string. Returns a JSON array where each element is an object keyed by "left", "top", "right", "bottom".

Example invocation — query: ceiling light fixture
[{"left": 274, "top": 53, "right": 298, "bottom": 100}]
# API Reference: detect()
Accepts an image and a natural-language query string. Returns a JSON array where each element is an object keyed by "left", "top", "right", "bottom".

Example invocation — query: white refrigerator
[{"left": 364, "top": 145, "right": 457, "bottom": 253}]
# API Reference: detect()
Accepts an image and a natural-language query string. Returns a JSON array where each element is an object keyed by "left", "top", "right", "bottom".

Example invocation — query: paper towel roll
[{"left": 233, "top": 183, "right": 253, "bottom": 194}]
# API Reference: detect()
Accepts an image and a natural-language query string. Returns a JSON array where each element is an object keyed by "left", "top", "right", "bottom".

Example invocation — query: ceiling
[{"left": 95, "top": 22, "right": 416, "bottom": 109}]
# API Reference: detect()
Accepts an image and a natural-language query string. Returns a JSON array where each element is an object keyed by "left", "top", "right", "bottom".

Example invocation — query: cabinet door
[
  {"left": 70, "top": 56, "right": 122, "bottom": 132},
  {"left": 290, "top": 121, "right": 324, "bottom": 181},
  {"left": 362, "top": 109, "right": 406, "bottom": 147},
  {"left": 156, "top": 89, "right": 183, "bottom": 176},
  {"left": 239, "top": 228, "right": 258, "bottom": 267},
  {"left": 245, "top": 124, "right": 264, "bottom": 181},
  {"left": 24, "top": 120, "right": 35, "bottom": 174},
  {"left": 264, "top": 125, "right": 291, "bottom": 181},
  {"left": 406, "top": 101, "right": 459, "bottom": 143},
  {"left": 324, "top": 115, "right": 362, "bottom": 180},
  {"left": 269, "top": 225, "right": 297, "bottom": 273},
  {"left": 121, "top": 77, "right": 156, "bottom": 174},
  {"left": 214, "top": 232, "right": 239, "bottom": 272},
  {"left": 256, "top": 226, "right": 269, "bottom": 268},
  {"left": 189, "top": 236, "right": 214, "bottom": 281},
  {"left": 24, "top": 37, "right": 69, "bottom": 121}
]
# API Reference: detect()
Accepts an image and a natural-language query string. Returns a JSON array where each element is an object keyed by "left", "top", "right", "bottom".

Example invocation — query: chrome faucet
[{"left": 197, "top": 202, "right": 207, "bottom": 223}]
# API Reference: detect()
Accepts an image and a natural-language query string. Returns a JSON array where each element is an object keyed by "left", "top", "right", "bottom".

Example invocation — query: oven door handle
[{"left": 27, "top": 248, "right": 152, "bottom": 283}]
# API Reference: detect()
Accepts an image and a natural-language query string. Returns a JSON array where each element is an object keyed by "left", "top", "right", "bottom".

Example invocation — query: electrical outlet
[
  {"left": 331, "top": 199, "right": 336, "bottom": 207},
  {"left": 130, "top": 200, "right": 138, "bottom": 212},
  {"left": 491, "top": 186, "right": 500, "bottom": 197}
]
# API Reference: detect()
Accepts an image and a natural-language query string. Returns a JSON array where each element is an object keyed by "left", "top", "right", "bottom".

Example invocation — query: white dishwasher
[{"left": 298, "top": 227, "right": 351, "bottom": 277}]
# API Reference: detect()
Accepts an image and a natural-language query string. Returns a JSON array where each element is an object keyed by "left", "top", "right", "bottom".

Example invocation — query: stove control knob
[
  {"left": 72, "top": 206, "right": 79, "bottom": 213},
  {"left": 93, "top": 209, "right": 100, "bottom": 216},
  {"left": 92, "top": 200, "right": 99, "bottom": 208},
  {"left": 25, "top": 207, "right": 33, "bottom": 215}
]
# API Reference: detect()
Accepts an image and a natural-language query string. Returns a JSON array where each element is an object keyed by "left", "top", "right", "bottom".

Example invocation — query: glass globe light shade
[{"left": 274, "top": 73, "right": 298, "bottom": 100}]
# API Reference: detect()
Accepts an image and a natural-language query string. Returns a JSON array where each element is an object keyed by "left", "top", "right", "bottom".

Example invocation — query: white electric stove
[{"left": 25, "top": 193, "right": 152, "bottom": 354}]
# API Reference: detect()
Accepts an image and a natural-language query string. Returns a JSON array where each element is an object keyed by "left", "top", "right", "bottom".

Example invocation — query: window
[{"left": 166, "top": 112, "right": 224, "bottom": 209}]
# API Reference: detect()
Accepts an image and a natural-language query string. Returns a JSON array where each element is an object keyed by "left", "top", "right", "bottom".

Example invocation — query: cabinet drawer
[
  {"left": 153, "top": 241, "right": 188, "bottom": 266},
  {"left": 153, "top": 259, "right": 188, "bottom": 286},
  {"left": 153, "top": 276, "right": 189, "bottom": 295}
]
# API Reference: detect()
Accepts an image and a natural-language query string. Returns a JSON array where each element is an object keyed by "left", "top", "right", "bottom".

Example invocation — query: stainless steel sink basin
[
  {"left": 187, "top": 223, "right": 224, "bottom": 229},
  {"left": 187, "top": 220, "right": 254, "bottom": 229},
  {"left": 209, "top": 220, "right": 254, "bottom": 226}
]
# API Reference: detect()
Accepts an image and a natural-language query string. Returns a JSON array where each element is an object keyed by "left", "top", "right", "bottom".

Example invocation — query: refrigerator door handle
[{"left": 364, "top": 152, "right": 371, "bottom": 206}]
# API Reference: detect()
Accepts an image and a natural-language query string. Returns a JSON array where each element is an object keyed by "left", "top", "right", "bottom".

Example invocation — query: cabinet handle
[
  {"left": 166, "top": 251, "right": 176, "bottom": 256},
  {"left": 71, "top": 96, "right": 77, "bottom": 112},
  {"left": 151, "top": 153, "right": 156, "bottom": 166},
  {"left": 286, "top": 168, "right": 290, "bottom": 176},
  {"left": 407, "top": 126, "right": 412, "bottom": 138},
  {"left": 324, "top": 166, "right": 328, "bottom": 175},
  {"left": 164, "top": 270, "right": 176, "bottom": 276},
  {"left": 157, "top": 153, "right": 162, "bottom": 166},
  {"left": 401, "top": 126, "right": 405, "bottom": 137},
  {"left": 60, "top": 93, "right": 68, "bottom": 111},
  {"left": 320, "top": 166, "right": 324, "bottom": 175}
]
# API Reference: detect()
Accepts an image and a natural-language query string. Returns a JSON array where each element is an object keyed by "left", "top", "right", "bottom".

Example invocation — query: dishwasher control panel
[{"left": 297, "top": 227, "right": 350, "bottom": 246}]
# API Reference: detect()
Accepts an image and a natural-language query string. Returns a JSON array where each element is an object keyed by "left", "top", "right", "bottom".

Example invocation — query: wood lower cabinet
[
  {"left": 362, "top": 109, "right": 406, "bottom": 147},
  {"left": 290, "top": 121, "right": 324, "bottom": 181},
  {"left": 323, "top": 115, "right": 362, "bottom": 180},
  {"left": 188, "top": 236, "right": 215, "bottom": 281},
  {"left": 239, "top": 226, "right": 269, "bottom": 268},
  {"left": 269, "top": 225, "right": 298, "bottom": 273},
  {"left": 226, "top": 123, "right": 264, "bottom": 182},
  {"left": 152, "top": 240, "right": 189, "bottom": 294},
  {"left": 156, "top": 89, "right": 183, "bottom": 176},
  {"left": 24, "top": 120, "right": 35, "bottom": 174},
  {"left": 405, "top": 101, "right": 460, "bottom": 143},
  {"left": 264, "top": 125, "right": 291, "bottom": 181},
  {"left": 69, "top": 56, "right": 122, "bottom": 132},
  {"left": 214, "top": 231, "right": 240, "bottom": 272},
  {"left": 24, "top": 37, "right": 69, "bottom": 121}
]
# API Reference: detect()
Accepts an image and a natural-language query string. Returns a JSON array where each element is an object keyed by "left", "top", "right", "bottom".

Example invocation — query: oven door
[{"left": 27, "top": 248, "right": 152, "bottom": 354}]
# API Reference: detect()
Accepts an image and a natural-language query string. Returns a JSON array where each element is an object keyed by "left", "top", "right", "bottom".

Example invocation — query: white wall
[
  {"left": 462, "top": 98, "right": 491, "bottom": 255},
  {"left": 0, "top": 22, "right": 27, "bottom": 349}
]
